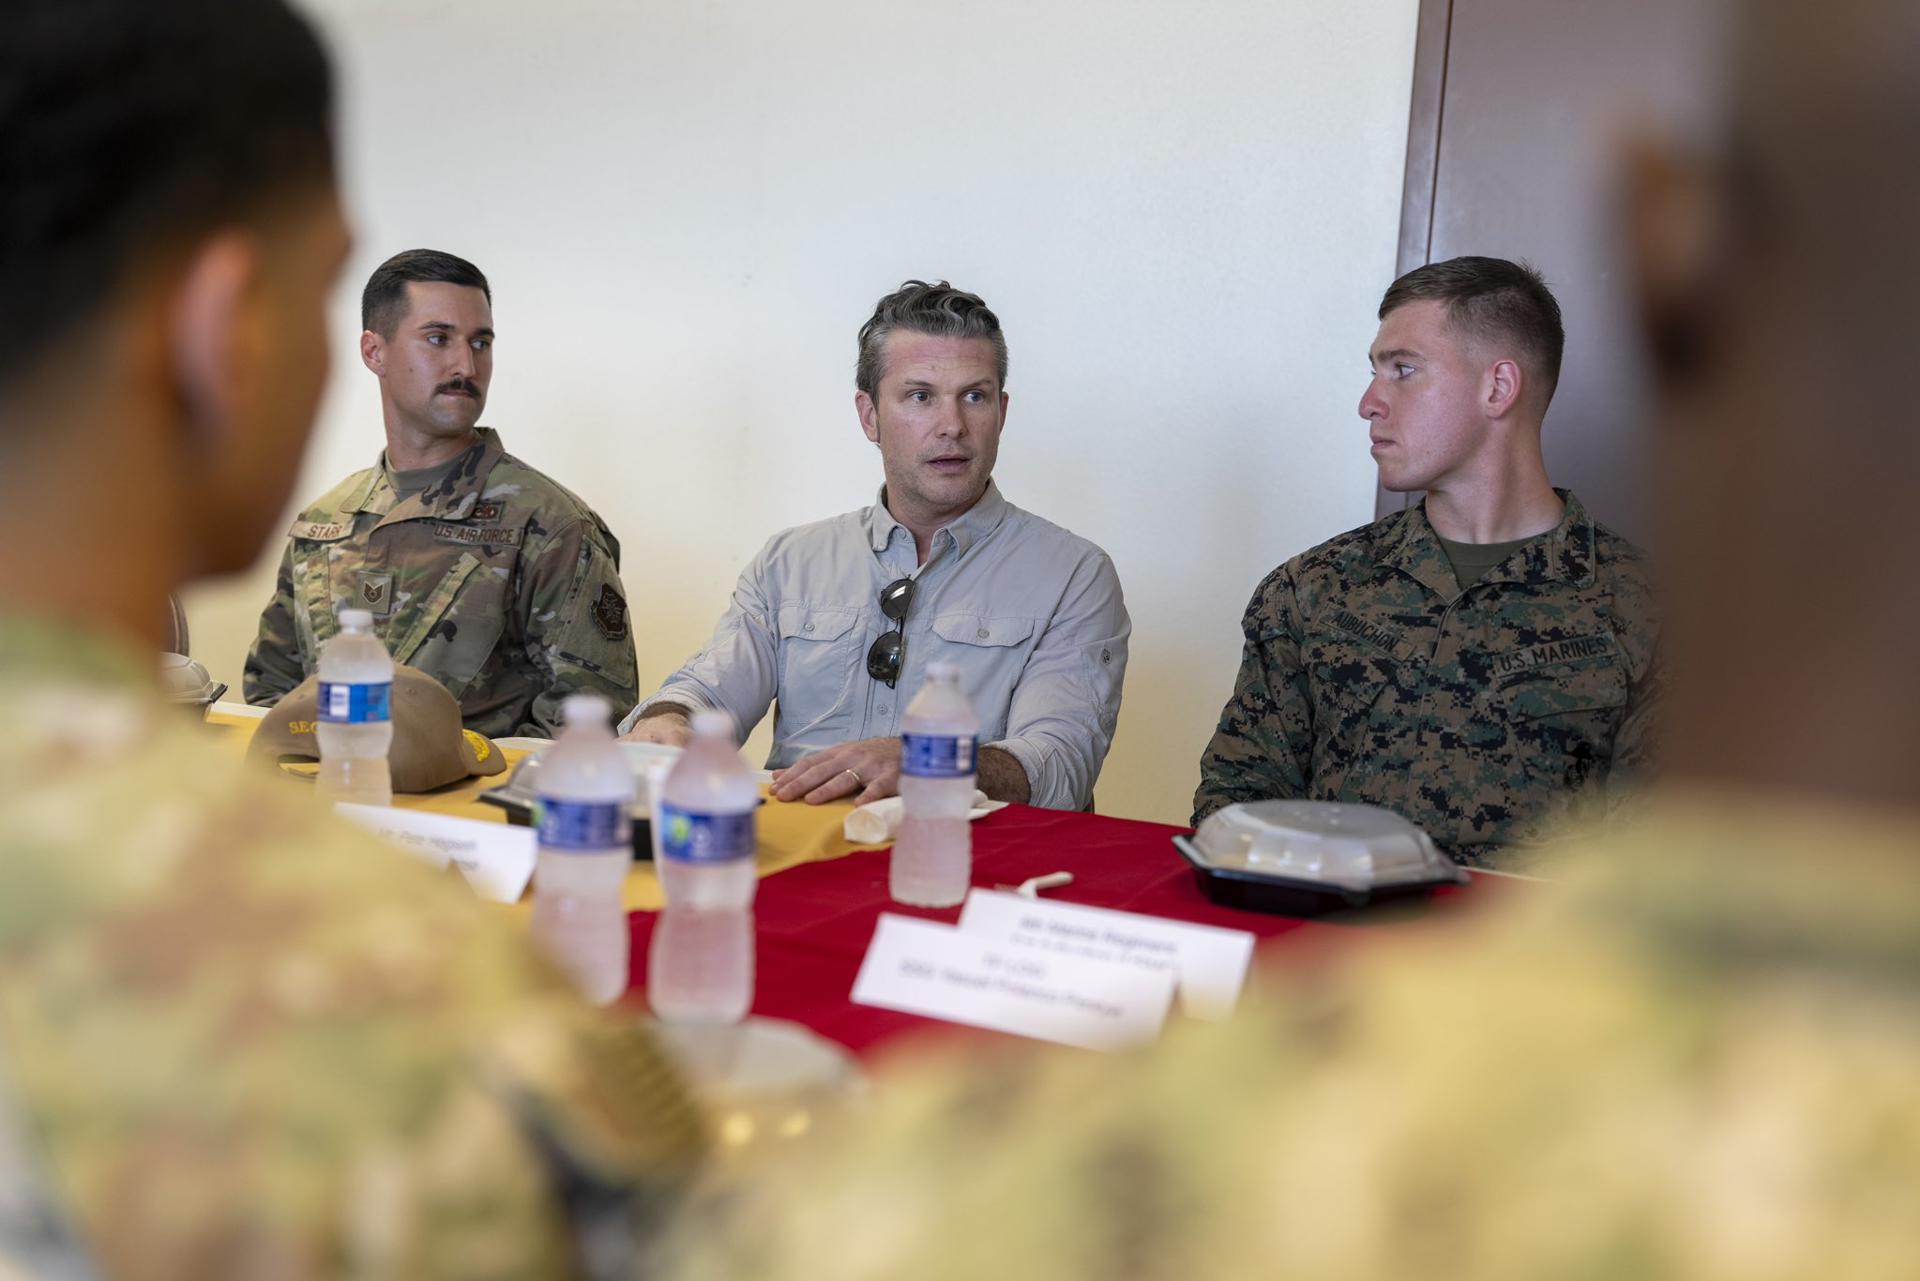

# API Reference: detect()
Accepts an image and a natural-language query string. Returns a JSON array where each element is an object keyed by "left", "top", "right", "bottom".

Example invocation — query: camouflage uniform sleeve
[
  {"left": 1600, "top": 554, "right": 1665, "bottom": 810},
  {"left": 242, "top": 543, "right": 307, "bottom": 706},
  {"left": 1191, "top": 565, "right": 1313, "bottom": 826},
  {"left": 2, "top": 788, "right": 707, "bottom": 1280},
  {"left": 520, "top": 514, "right": 638, "bottom": 736}
]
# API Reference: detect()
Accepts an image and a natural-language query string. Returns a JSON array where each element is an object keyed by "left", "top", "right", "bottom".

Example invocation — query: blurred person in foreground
[
  {"left": 658, "top": 4, "right": 1920, "bottom": 1277},
  {"left": 0, "top": 2, "right": 701, "bottom": 1277}
]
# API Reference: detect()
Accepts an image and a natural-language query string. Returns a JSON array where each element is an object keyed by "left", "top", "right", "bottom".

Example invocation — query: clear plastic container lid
[{"left": 1189, "top": 800, "right": 1455, "bottom": 893}]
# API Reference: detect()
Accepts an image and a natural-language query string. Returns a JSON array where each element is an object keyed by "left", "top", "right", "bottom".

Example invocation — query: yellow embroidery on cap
[{"left": 463, "top": 729, "right": 492, "bottom": 762}]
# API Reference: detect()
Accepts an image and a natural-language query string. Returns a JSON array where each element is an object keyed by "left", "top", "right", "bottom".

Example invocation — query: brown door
[{"left": 1383, "top": 0, "right": 1729, "bottom": 543}]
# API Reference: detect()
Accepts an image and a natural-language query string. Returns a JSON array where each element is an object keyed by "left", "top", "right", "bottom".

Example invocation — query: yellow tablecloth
[{"left": 206, "top": 710, "right": 876, "bottom": 912}]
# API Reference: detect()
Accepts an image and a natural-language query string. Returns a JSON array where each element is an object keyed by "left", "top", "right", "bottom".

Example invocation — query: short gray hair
[{"left": 855, "top": 280, "right": 1008, "bottom": 396}]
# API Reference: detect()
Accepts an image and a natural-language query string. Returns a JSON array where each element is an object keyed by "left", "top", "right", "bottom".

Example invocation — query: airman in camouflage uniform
[
  {"left": 244, "top": 426, "right": 637, "bottom": 739},
  {"left": 1194, "top": 490, "right": 1659, "bottom": 866}
]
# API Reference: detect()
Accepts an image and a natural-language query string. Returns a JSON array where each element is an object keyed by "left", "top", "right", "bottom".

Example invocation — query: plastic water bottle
[
  {"left": 893, "top": 660, "right": 979, "bottom": 907},
  {"left": 531, "top": 694, "right": 633, "bottom": 1006},
  {"left": 649, "top": 710, "right": 757, "bottom": 1024},
  {"left": 315, "top": 608, "right": 393, "bottom": 808}
]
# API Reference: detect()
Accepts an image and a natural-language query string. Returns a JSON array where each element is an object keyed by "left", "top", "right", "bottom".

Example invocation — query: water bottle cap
[
  {"left": 690, "top": 709, "right": 734, "bottom": 740},
  {"left": 337, "top": 608, "right": 374, "bottom": 631},
  {"left": 926, "top": 660, "right": 960, "bottom": 681},
  {"left": 563, "top": 692, "right": 612, "bottom": 727}
]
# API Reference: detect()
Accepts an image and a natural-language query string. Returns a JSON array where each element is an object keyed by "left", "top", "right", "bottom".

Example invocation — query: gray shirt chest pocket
[
  {"left": 774, "top": 605, "right": 862, "bottom": 741},
  {"left": 927, "top": 613, "right": 1038, "bottom": 742}
]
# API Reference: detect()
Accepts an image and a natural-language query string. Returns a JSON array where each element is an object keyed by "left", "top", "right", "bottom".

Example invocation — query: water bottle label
[
  {"left": 901, "top": 732, "right": 977, "bottom": 778},
  {"left": 318, "top": 680, "right": 391, "bottom": 724},
  {"left": 535, "top": 797, "right": 632, "bottom": 851},
  {"left": 659, "top": 804, "right": 756, "bottom": 865}
]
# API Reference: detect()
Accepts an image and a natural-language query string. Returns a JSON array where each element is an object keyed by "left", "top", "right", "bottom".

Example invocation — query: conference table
[{"left": 210, "top": 706, "right": 1510, "bottom": 1064}]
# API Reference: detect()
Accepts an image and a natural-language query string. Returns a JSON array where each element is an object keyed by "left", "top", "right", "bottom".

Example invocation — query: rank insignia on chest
[
  {"left": 591, "top": 584, "right": 630, "bottom": 641},
  {"left": 358, "top": 572, "right": 395, "bottom": 617}
]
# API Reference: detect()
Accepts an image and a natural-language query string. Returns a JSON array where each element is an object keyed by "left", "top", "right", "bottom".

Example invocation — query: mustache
[{"left": 435, "top": 379, "right": 482, "bottom": 398}]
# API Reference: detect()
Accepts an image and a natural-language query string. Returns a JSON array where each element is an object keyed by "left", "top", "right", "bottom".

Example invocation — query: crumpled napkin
[{"left": 844, "top": 790, "right": 1010, "bottom": 843}]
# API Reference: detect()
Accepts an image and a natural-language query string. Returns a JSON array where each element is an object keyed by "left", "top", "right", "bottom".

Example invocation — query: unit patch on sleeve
[{"left": 590, "top": 584, "right": 630, "bottom": 641}]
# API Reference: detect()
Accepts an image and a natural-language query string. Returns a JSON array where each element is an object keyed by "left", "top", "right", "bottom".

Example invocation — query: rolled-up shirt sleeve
[
  {"left": 987, "top": 549, "right": 1130, "bottom": 811},
  {"left": 618, "top": 544, "right": 780, "bottom": 744}
]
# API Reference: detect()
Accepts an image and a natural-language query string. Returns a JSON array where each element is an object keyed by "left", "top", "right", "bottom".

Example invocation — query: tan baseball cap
[{"left": 249, "top": 664, "right": 508, "bottom": 793}]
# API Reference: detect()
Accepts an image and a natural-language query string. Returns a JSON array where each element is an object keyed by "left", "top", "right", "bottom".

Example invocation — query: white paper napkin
[{"left": 844, "top": 791, "right": 1009, "bottom": 843}]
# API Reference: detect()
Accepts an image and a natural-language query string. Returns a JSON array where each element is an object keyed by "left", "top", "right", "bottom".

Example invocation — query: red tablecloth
[{"left": 624, "top": 804, "right": 1509, "bottom": 1060}]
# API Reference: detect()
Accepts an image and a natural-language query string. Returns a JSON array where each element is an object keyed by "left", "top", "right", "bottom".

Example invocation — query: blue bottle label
[
  {"left": 318, "top": 680, "right": 391, "bottom": 724},
  {"left": 535, "top": 797, "right": 632, "bottom": 851},
  {"left": 902, "top": 732, "right": 977, "bottom": 779},
  {"left": 659, "top": 803, "right": 756, "bottom": 865}
]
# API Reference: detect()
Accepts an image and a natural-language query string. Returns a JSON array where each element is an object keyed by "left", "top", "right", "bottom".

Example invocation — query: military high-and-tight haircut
[
  {"left": 856, "top": 280, "right": 1008, "bottom": 396},
  {"left": 1380, "top": 256, "right": 1566, "bottom": 402},
  {"left": 361, "top": 249, "right": 493, "bottom": 338},
  {"left": 0, "top": 0, "right": 334, "bottom": 392}
]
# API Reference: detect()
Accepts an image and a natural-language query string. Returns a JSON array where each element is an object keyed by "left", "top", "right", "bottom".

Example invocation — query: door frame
[{"left": 1377, "top": 0, "right": 1457, "bottom": 519}]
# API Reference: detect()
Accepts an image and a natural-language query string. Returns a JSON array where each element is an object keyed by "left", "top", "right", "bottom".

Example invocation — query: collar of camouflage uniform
[{"left": 1376, "top": 487, "right": 1597, "bottom": 597}]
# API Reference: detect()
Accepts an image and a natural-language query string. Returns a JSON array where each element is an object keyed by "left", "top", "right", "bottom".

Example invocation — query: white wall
[{"left": 185, "top": 0, "right": 1418, "bottom": 825}]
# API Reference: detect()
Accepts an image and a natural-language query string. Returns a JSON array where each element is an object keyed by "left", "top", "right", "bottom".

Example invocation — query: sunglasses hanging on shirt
[{"left": 865, "top": 576, "right": 916, "bottom": 688}]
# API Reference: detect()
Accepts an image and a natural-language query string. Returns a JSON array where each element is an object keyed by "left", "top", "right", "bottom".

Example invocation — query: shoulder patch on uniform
[
  {"left": 1492, "top": 632, "right": 1619, "bottom": 679},
  {"left": 290, "top": 520, "right": 352, "bottom": 541},
  {"left": 590, "top": 584, "right": 629, "bottom": 641},
  {"left": 430, "top": 523, "right": 522, "bottom": 547}
]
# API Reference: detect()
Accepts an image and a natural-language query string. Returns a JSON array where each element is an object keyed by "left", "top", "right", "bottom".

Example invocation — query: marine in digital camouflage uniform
[
  {"left": 244, "top": 426, "right": 637, "bottom": 738},
  {"left": 1194, "top": 489, "right": 1659, "bottom": 866},
  {"left": 3, "top": 617, "right": 705, "bottom": 1279}
]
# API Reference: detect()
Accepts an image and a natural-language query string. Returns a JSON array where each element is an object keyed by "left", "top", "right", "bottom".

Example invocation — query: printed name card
[
  {"left": 957, "top": 890, "right": 1255, "bottom": 1020},
  {"left": 852, "top": 914, "right": 1175, "bottom": 1051},
  {"left": 335, "top": 804, "right": 537, "bottom": 903}
]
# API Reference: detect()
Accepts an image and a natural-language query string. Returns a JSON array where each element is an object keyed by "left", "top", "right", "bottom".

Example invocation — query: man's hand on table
[
  {"left": 619, "top": 703, "right": 694, "bottom": 748},
  {"left": 772, "top": 738, "right": 901, "bottom": 806},
  {"left": 773, "top": 741, "right": 1033, "bottom": 807}
]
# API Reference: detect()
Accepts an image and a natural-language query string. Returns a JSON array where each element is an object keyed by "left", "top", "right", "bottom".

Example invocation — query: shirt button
[
  {"left": 803, "top": 622, "right": 814, "bottom": 633},
  {"left": 976, "top": 628, "right": 989, "bottom": 639}
]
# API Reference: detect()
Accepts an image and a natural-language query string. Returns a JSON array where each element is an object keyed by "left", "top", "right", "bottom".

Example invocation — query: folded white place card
[
  {"left": 335, "top": 803, "right": 537, "bottom": 904},
  {"left": 957, "top": 889, "right": 1255, "bottom": 1020},
  {"left": 851, "top": 914, "right": 1174, "bottom": 1051}
]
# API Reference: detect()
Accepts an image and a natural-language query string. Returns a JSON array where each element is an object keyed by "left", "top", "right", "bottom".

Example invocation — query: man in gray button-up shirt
[{"left": 620, "top": 281, "right": 1129, "bottom": 811}]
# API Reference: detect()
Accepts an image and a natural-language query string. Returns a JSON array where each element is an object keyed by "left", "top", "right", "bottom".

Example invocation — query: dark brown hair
[{"left": 1380, "top": 256, "right": 1566, "bottom": 400}]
